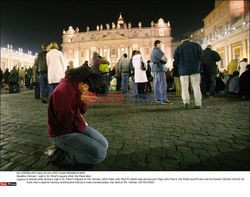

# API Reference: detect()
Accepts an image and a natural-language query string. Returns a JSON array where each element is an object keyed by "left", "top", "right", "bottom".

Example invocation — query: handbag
[{"left": 140, "top": 57, "right": 146, "bottom": 71}]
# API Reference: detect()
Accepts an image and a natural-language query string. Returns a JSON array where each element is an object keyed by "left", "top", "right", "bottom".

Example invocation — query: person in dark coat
[
  {"left": 173, "top": 60, "right": 181, "bottom": 96},
  {"left": 8, "top": 66, "right": 19, "bottom": 93},
  {"left": 201, "top": 45, "right": 221, "bottom": 96},
  {"left": 239, "top": 64, "right": 250, "bottom": 99},
  {"left": 3, "top": 68, "right": 10, "bottom": 85},
  {"left": 82, "top": 61, "right": 90, "bottom": 70},
  {"left": 145, "top": 60, "right": 153, "bottom": 93},
  {"left": 90, "top": 52, "right": 109, "bottom": 74},
  {"left": 173, "top": 35, "right": 203, "bottom": 109},
  {"left": 0, "top": 68, "right": 3, "bottom": 90},
  {"left": 37, "top": 43, "right": 49, "bottom": 103}
]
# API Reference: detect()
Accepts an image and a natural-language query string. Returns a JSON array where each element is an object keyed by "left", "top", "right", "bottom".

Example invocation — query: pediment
[{"left": 99, "top": 33, "right": 128, "bottom": 41}]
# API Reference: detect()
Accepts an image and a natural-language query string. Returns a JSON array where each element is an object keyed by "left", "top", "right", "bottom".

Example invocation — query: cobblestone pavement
[{"left": 0, "top": 89, "right": 249, "bottom": 171}]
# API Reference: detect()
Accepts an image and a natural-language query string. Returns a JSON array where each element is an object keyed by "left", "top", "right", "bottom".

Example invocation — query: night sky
[{"left": 1, "top": 0, "right": 214, "bottom": 54}]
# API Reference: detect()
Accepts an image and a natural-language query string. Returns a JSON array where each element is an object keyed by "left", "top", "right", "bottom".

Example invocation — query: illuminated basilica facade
[
  {"left": 62, "top": 14, "right": 173, "bottom": 68},
  {"left": 1, "top": 45, "right": 37, "bottom": 71}
]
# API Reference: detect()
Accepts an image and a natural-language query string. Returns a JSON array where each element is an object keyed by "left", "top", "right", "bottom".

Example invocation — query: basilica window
[
  {"left": 111, "top": 49, "right": 117, "bottom": 56},
  {"left": 133, "top": 45, "right": 139, "bottom": 51},
  {"left": 234, "top": 1, "right": 239, "bottom": 8}
]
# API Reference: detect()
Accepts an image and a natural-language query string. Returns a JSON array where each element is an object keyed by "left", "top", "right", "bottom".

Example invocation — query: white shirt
[
  {"left": 132, "top": 54, "right": 148, "bottom": 83},
  {"left": 239, "top": 61, "right": 248, "bottom": 76},
  {"left": 46, "top": 49, "right": 66, "bottom": 84}
]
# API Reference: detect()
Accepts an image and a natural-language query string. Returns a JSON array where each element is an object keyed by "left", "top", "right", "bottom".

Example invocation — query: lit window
[
  {"left": 133, "top": 45, "right": 139, "bottom": 51},
  {"left": 111, "top": 49, "right": 117, "bottom": 56},
  {"left": 234, "top": 1, "right": 239, "bottom": 8}
]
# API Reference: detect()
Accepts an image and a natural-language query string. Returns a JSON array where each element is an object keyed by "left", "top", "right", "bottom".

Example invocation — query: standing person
[
  {"left": 27, "top": 67, "right": 33, "bottom": 89},
  {"left": 90, "top": 52, "right": 109, "bottom": 75},
  {"left": 47, "top": 66, "right": 108, "bottom": 165},
  {"left": 173, "top": 35, "right": 203, "bottom": 109},
  {"left": 239, "top": 64, "right": 250, "bottom": 99},
  {"left": 201, "top": 45, "right": 221, "bottom": 97},
  {"left": 151, "top": 40, "right": 170, "bottom": 104},
  {"left": 46, "top": 42, "right": 66, "bottom": 97},
  {"left": 37, "top": 43, "right": 49, "bottom": 103},
  {"left": 82, "top": 61, "right": 90, "bottom": 69},
  {"left": 227, "top": 59, "right": 238, "bottom": 78},
  {"left": 129, "top": 50, "right": 138, "bottom": 96},
  {"left": 8, "top": 66, "right": 20, "bottom": 93},
  {"left": 115, "top": 59, "right": 122, "bottom": 91},
  {"left": 65, "top": 61, "right": 74, "bottom": 75},
  {"left": 0, "top": 68, "right": 3, "bottom": 91},
  {"left": 19, "top": 67, "right": 26, "bottom": 88},
  {"left": 3, "top": 68, "right": 10, "bottom": 89},
  {"left": 119, "top": 53, "right": 130, "bottom": 93},
  {"left": 145, "top": 60, "right": 153, "bottom": 93},
  {"left": 33, "top": 58, "right": 40, "bottom": 99},
  {"left": 132, "top": 51, "right": 148, "bottom": 97},
  {"left": 238, "top": 58, "right": 248, "bottom": 76},
  {"left": 225, "top": 58, "right": 239, "bottom": 93},
  {"left": 173, "top": 60, "right": 181, "bottom": 96}
]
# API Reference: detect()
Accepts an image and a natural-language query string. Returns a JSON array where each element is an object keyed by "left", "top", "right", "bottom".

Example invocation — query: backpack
[{"left": 99, "top": 64, "right": 109, "bottom": 74}]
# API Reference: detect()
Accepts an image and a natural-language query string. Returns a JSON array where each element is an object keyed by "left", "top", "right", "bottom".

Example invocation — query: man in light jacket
[
  {"left": 118, "top": 53, "right": 130, "bottom": 93},
  {"left": 174, "top": 35, "right": 203, "bottom": 109},
  {"left": 46, "top": 42, "right": 66, "bottom": 96},
  {"left": 151, "top": 40, "right": 170, "bottom": 104}
]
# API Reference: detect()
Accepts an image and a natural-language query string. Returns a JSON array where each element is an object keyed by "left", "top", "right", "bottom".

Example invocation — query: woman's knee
[{"left": 91, "top": 145, "right": 107, "bottom": 164}]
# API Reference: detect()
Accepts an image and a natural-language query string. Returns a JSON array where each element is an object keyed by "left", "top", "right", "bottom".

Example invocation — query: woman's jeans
[
  {"left": 50, "top": 126, "right": 108, "bottom": 165},
  {"left": 48, "top": 83, "right": 59, "bottom": 97}
]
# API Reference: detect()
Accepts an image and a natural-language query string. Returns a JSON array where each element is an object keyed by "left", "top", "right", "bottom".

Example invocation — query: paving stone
[
  {"left": 166, "top": 150, "right": 182, "bottom": 161},
  {"left": 10, "top": 154, "right": 29, "bottom": 163},
  {"left": 31, "top": 158, "right": 49, "bottom": 169},
  {"left": 146, "top": 153, "right": 162, "bottom": 165},
  {"left": 1, "top": 162, "right": 19, "bottom": 171},
  {"left": 0, "top": 159, "right": 9, "bottom": 168},
  {"left": 162, "top": 158, "right": 180, "bottom": 169},
  {"left": 1, "top": 91, "right": 249, "bottom": 170},
  {"left": 146, "top": 163, "right": 164, "bottom": 171},
  {"left": 20, "top": 156, "right": 40, "bottom": 167}
]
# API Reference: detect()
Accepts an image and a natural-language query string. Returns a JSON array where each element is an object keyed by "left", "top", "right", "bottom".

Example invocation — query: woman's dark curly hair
[{"left": 66, "top": 66, "right": 108, "bottom": 95}]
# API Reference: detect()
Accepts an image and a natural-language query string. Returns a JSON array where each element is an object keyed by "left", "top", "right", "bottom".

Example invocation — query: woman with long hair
[{"left": 48, "top": 66, "right": 108, "bottom": 166}]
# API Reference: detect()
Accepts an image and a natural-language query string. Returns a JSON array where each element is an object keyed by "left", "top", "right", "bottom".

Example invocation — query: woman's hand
[{"left": 80, "top": 93, "right": 98, "bottom": 103}]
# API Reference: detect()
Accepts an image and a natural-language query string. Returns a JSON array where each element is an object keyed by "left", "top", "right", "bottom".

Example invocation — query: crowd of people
[
  {"left": 0, "top": 66, "right": 34, "bottom": 93},
  {"left": 1, "top": 38, "right": 249, "bottom": 167}
]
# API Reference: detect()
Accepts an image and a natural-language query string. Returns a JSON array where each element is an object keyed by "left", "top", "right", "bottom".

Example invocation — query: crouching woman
[{"left": 48, "top": 66, "right": 108, "bottom": 165}]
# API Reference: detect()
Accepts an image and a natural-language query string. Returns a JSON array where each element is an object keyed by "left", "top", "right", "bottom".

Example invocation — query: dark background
[{"left": 1, "top": 0, "right": 214, "bottom": 53}]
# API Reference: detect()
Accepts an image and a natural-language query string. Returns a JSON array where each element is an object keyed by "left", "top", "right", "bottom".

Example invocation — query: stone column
[
  {"left": 125, "top": 46, "right": 128, "bottom": 56},
  {"left": 117, "top": 47, "right": 120, "bottom": 59},
  {"left": 224, "top": 46, "right": 228, "bottom": 68},
  {"left": 8, "top": 57, "right": 11, "bottom": 70},
  {"left": 242, "top": 39, "right": 247, "bottom": 59},
  {"left": 129, "top": 46, "right": 132, "bottom": 57},
  {"left": 228, "top": 45, "right": 232, "bottom": 62},
  {"left": 74, "top": 48, "right": 79, "bottom": 68},
  {"left": 107, "top": 48, "right": 111, "bottom": 63},
  {"left": 85, "top": 49, "right": 89, "bottom": 61},
  {"left": 247, "top": 38, "right": 250, "bottom": 61},
  {"left": 10, "top": 56, "right": 13, "bottom": 70},
  {"left": 99, "top": 47, "right": 102, "bottom": 57}
]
